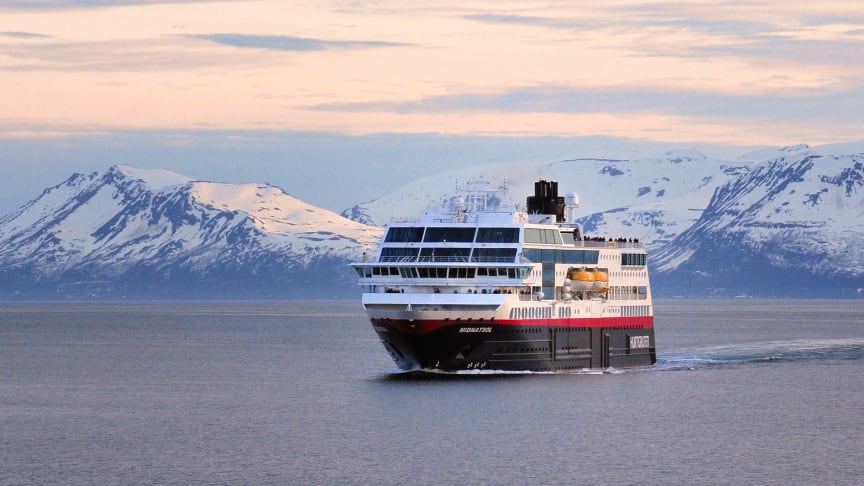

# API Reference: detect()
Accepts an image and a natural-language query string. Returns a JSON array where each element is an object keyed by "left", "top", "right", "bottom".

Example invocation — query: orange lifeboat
[
  {"left": 568, "top": 268, "right": 594, "bottom": 291},
  {"left": 591, "top": 269, "right": 608, "bottom": 291}
]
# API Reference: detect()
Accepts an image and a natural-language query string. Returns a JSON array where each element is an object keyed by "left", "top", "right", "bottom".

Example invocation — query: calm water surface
[{"left": 1, "top": 300, "right": 862, "bottom": 485}]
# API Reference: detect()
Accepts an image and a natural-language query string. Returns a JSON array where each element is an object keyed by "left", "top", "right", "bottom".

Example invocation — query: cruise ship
[{"left": 352, "top": 179, "right": 656, "bottom": 372}]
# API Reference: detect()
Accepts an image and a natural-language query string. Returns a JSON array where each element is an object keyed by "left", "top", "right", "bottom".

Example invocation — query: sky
[{"left": 1, "top": 0, "right": 863, "bottom": 215}]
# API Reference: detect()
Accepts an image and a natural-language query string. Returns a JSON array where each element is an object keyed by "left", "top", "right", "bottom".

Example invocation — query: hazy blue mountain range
[{"left": 1, "top": 142, "right": 862, "bottom": 299}]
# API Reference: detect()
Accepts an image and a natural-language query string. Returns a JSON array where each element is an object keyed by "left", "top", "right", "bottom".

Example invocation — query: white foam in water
[{"left": 655, "top": 338, "right": 864, "bottom": 372}]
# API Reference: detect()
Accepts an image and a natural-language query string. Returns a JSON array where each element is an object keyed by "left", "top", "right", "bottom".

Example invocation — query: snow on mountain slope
[
  {"left": 190, "top": 182, "right": 371, "bottom": 239},
  {"left": 4, "top": 142, "right": 863, "bottom": 299},
  {"left": 116, "top": 164, "right": 192, "bottom": 189},
  {"left": 344, "top": 151, "right": 752, "bottom": 248},
  {"left": 0, "top": 165, "right": 382, "bottom": 295},
  {"left": 341, "top": 141, "right": 863, "bottom": 296},
  {"left": 652, "top": 146, "right": 864, "bottom": 283},
  {"left": 542, "top": 153, "right": 751, "bottom": 246}
]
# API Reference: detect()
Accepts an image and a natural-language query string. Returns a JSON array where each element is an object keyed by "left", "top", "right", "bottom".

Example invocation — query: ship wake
[{"left": 648, "top": 338, "right": 864, "bottom": 373}]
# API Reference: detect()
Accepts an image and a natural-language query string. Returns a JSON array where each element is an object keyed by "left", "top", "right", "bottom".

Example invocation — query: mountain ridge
[
  {"left": 2, "top": 141, "right": 863, "bottom": 299},
  {"left": 0, "top": 165, "right": 381, "bottom": 299},
  {"left": 341, "top": 142, "right": 864, "bottom": 297},
  {"left": 650, "top": 149, "right": 864, "bottom": 296}
]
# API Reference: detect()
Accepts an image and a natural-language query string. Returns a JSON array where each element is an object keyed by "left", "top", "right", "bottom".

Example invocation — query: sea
[{"left": 1, "top": 299, "right": 862, "bottom": 485}]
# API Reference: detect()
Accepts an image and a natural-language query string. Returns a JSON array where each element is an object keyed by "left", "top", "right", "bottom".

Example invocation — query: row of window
[
  {"left": 380, "top": 247, "right": 619, "bottom": 266},
  {"left": 522, "top": 248, "right": 600, "bottom": 265},
  {"left": 356, "top": 266, "right": 529, "bottom": 279},
  {"left": 380, "top": 247, "right": 518, "bottom": 262},
  {"left": 384, "top": 227, "right": 520, "bottom": 243},
  {"left": 384, "top": 228, "right": 643, "bottom": 257},
  {"left": 608, "top": 286, "right": 649, "bottom": 300},
  {"left": 622, "top": 305, "right": 651, "bottom": 317},
  {"left": 621, "top": 253, "right": 647, "bottom": 266},
  {"left": 508, "top": 306, "right": 600, "bottom": 319},
  {"left": 506, "top": 306, "right": 651, "bottom": 319},
  {"left": 609, "top": 271, "right": 647, "bottom": 279},
  {"left": 509, "top": 306, "right": 555, "bottom": 319},
  {"left": 376, "top": 240, "right": 643, "bottom": 271}
]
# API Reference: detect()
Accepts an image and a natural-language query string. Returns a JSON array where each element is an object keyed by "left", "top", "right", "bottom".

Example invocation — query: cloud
[
  {"left": 0, "top": 0, "right": 223, "bottom": 7},
  {"left": 464, "top": 10, "right": 775, "bottom": 36},
  {"left": 0, "top": 31, "right": 52, "bottom": 39},
  {"left": 466, "top": 6, "right": 864, "bottom": 66},
  {"left": 2, "top": 1, "right": 861, "bottom": 147},
  {"left": 689, "top": 37, "right": 864, "bottom": 65},
  {"left": 187, "top": 33, "right": 411, "bottom": 52},
  {"left": 463, "top": 14, "right": 587, "bottom": 29},
  {"left": 310, "top": 84, "right": 864, "bottom": 126},
  {"left": 463, "top": 14, "right": 544, "bottom": 25},
  {"left": 0, "top": 37, "right": 268, "bottom": 72}
]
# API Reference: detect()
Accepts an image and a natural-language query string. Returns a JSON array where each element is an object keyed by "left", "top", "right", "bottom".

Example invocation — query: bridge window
[
  {"left": 477, "top": 227, "right": 519, "bottom": 243},
  {"left": 448, "top": 267, "right": 477, "bottom": 279},
  {"left": 473, "top": 248, "right": 517, "bottom": 262},
  {"left": 371, "top": 266, "right": 399, "bottom": 276},
  {"left": 353, "top": 266, "right": 372, "bottom": 277},
  {"left": 423, "top": 227, "right": 476, "bottom": 242},
  {"left": 524, "top": 228, "right": 563, "bottom": 245},
  {"left": 420, "top": 247, "right": 470, "bottom": 261},
  {"left": 385, "top": 227, "right": 424, "bottom": 242},
  {"left": 380, "top": 248, "right": 419, "bottom": 261}
]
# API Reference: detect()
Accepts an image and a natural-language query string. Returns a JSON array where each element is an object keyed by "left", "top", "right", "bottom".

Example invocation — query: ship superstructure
[{"left": 352, "top": 179, "right": 656, "bottom": 371}]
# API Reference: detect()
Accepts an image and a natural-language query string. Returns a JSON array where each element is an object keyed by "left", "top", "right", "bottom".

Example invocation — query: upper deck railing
[
  {"left": 576, "top": 239, "right": 644, "bottom": 250},
  {"left": 378, "top": 256, "right": 527, "bottom": 264}
]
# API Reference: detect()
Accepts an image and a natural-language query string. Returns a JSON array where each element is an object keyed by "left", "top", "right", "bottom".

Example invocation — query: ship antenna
[{"left": 565, "top": 191, "right": 580, "bottom": 223}]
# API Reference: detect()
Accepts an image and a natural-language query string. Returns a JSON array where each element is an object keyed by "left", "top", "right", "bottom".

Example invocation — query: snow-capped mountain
[
  {"left": 651, "top": 145, "right": 864, "bottom": 296},
  {"left": 0, "top": 165, "right": 382, "bottom": 298},
  {"left": 343, "top": 150, "right": 753, "bottom": 248},
  {"left": 343, "top": 142, "right": 864, "bottom": 297},
  {"left": 3, "top": 142, "right": 863, "bottom": 299}
]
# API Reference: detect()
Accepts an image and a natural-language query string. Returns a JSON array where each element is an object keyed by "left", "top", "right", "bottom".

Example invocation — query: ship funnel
[{"left": 526, "top": 179, "right": 566, "bottom": 222}]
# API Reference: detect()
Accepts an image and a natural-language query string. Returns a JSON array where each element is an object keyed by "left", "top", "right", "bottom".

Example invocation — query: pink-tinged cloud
[{"left": 0, "top": 0, "right": 862, "bottom": 146}]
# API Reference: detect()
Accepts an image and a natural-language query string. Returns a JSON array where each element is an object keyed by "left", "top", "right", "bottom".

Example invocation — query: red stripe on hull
[{"left": 371, "top": 316, "right": 653, "bottom": 335}]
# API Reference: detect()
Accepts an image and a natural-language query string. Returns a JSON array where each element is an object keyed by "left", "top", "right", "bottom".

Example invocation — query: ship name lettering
[
  {"left": 459, "top": 327, "right": 492, "bottom": 333},
  {"left": 629, "top": 335, "right": 650, "bottom": 349}
]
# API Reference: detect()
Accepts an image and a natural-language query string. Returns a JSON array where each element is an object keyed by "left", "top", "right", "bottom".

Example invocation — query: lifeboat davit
[{"left": 568, "top": 268, "right": 594, "bottom": 291}]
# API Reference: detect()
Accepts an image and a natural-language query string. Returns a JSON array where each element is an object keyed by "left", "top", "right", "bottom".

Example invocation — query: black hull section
[{"left": 371, "top": 319, "right": 656, "bottom": 372}]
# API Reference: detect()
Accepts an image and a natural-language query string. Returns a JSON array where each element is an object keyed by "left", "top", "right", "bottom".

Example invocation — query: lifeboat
[
  {"left": 568, "top": 268, "right": 594, "bottom": 291},
  {"left": 591, "top": 269, "right": 608, "bottom": 291}
]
